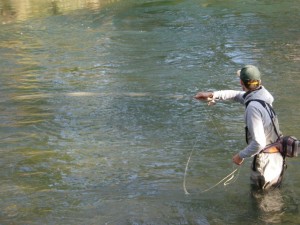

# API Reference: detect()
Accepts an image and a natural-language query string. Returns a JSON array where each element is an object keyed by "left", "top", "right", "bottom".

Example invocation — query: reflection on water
[
  {"left": 0, "top": 0, "right": 119, "bottom": 23},
  {"left": 252, "top": 188, "right": 284, "bottom": 224},
  {"left": 0, "top": 0, "right": 300, "bottom": 224}
]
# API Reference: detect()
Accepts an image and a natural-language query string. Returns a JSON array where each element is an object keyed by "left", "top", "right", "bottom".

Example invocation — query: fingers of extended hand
[{"left": 194, "top": 92, "right": 213, "bottom": 100}]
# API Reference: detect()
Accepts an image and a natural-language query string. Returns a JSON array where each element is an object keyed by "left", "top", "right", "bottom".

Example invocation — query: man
[{"left": 194, "top": 65, "right": 285, "bottom": 190}]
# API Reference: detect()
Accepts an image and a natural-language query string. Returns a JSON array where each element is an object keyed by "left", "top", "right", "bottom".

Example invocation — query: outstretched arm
[{"left": 194, "top": 90, "right": 245, "bottom": 104}]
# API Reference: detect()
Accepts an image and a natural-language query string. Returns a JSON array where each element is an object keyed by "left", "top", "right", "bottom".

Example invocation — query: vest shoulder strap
[
  {"left": 245, "top": 99, "right": 280, "bottom": 139},
  {"left": 245, "top": 99, "right": 276, "bottom": 117}
]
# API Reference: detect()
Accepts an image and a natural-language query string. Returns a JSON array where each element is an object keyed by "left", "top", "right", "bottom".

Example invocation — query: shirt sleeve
[
  {"left": 239, "top": 105, "right": 266, "bottom": 158},
  {"left": 213, "top": 90, "right": 245, "bottom": 104}
]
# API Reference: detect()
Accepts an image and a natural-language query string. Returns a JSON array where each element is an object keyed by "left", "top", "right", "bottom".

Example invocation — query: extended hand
[{"left": 194, "top": 92, "right": 213, "bottom": 100}]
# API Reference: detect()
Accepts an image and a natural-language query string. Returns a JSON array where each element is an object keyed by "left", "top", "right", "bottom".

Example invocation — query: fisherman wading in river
[{"left": 194, "top": 65, "right": 286, "bottom": 190}]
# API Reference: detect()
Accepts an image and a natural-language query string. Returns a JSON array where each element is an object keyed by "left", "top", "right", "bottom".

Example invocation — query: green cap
[{"left": 239, "top": 65, "right": 261, "bottom": 82}]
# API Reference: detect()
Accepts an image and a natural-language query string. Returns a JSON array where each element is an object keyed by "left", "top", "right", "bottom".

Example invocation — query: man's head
[{"left": 237, "top": 65, "right": 261, "bottom": 91}]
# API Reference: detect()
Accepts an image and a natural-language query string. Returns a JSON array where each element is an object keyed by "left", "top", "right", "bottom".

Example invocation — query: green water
[{"left": 0, "top": 0, "right": 299, "bottom": 224}]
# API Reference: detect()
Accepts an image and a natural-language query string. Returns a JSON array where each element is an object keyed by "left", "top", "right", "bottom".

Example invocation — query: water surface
[{"left": 1, "top": 0, "right": 300, "bottom": 224}]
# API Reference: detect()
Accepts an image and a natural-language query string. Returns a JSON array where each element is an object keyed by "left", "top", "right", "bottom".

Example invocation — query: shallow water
[{"left": 1, "top": 0, "right": 300, "bottom": 224}]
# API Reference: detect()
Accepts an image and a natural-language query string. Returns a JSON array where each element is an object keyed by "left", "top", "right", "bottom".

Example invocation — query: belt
[{"left": 262, "top": 146, "right": 280, "bottom": 153}]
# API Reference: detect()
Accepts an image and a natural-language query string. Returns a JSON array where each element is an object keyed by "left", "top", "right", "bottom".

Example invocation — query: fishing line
[
  {"left": 183, "top": 138, "right": 199, "bottom": 195},
  {"left": 199, "top": 166, "right": 239, "bottom": 193},
  {"left": 183, "top": 100, "right": 240, "bottom": 195}
]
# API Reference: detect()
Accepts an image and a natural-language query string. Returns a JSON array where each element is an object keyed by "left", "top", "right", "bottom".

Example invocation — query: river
[{"left": 0, "top": 0, "right": 299, "bottom": 224}]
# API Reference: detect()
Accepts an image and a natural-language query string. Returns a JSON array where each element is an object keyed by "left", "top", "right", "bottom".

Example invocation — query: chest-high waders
[{"left": 245, "top": 99, "right": 287, "bottom": 189}]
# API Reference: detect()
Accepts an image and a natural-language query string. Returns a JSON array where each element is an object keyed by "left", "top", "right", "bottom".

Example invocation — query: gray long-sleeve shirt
[{"left": 213, "top": 86, "right": 280, "bottom": 158}]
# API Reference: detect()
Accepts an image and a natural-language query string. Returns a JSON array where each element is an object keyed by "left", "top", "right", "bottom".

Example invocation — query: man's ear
[
  {"left": 240, "top": 79, "right": 248, "bottom": 91},
  {"left": 240, "top": 79, "right": 245, "bottom": 87}
]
